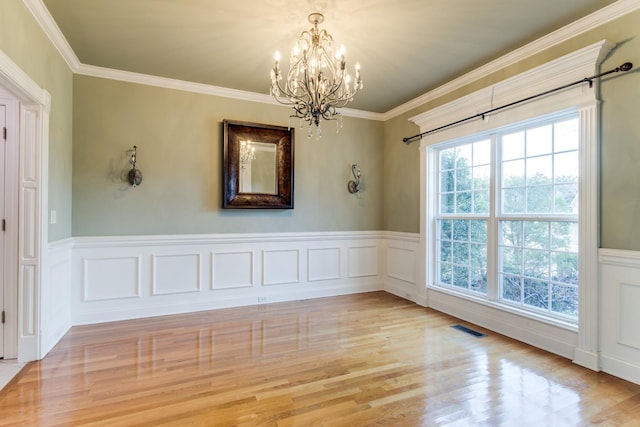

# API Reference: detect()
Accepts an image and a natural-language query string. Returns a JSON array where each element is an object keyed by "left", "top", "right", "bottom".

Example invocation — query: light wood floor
[{"left": 1, "top": 292, "right": 639, "bottom": 426}]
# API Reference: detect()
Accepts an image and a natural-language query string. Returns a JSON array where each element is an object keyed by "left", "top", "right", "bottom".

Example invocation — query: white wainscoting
[
  {"left": 41, "top": 234, "right": 640, "bottom": 385},
  {"left": 383, "top": 232, "right": 421, "bottom": 302},
  {"left": 384, "top": 233, "right": 582, "bottom": 363},
  {"left": 69, "top": 232, "right": 384, "bottom": 325},
  {"left": 599, "top": 249, "right": 640, "bottom": 385},
  {"left": 427, "top": 289, "right": 579, "bottom": 360},
  {"left": 42, "top": 239, "right": 72, "bottom": 357}
]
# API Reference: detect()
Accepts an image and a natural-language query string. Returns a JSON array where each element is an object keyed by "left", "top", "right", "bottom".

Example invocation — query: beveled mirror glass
[{"left": 223, "top": 120, "right": 294, "bottom": 209}]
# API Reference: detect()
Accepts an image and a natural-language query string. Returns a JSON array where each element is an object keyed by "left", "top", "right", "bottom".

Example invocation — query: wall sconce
[
  {"left": 127, "top": 145, "right": 143, "bottom": 187},
  {"left": 347, "top": 164, "right": 361, "bottom": 194}
]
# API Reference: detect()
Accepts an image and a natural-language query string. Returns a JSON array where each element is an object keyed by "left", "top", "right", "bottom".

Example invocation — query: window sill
[{"left": 427, "top": 285, "right": 579, "bottom": 333}]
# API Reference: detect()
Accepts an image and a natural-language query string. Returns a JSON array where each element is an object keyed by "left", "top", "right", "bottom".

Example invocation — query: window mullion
[{"left": 487, "top": 135, "right": 499, "bottom": 300}]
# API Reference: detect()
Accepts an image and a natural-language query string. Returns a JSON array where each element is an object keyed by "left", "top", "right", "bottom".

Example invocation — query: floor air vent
[{"left": 451, "top": 324, "right": 487, "bottom": 338}]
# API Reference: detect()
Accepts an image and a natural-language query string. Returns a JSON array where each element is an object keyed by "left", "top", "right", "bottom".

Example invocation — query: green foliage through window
[{"left": 435, "top": 116, "right": 579, "bottom": 320}]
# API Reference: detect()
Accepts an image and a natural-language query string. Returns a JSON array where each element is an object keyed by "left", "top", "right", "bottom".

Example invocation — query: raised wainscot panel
[
  {"left": 49, "top": 259, "right": 70, "bottom": 319},
  {"left": 21, "top": 108, "right": 38, "bottom": 182},
  {"left": 348, "top": 246, "right": 378, "bottom": 278},
  {"left": 20, "top": 265, "right": 36, "bottom": 337},
  {"left": 599, "top": 249, "right": 640, "bottom": 385},
  {"left": 83, "top": 256, "right": 141, "bottom": 301},
  {"left": 152, "top": 254, "right": 202, "bottom": 295},
  {"left": 212, "top": 251, "right": 254, "bottom": 290},
  {"left": 619, "top": 281, "right": 640, "bottom": 350},
  {"left": 308, "top": 248, "right": 341, "bottom": 282},
  {"left": 263, "top": 249, "right": 300, "bottom": 286},
  {"left": 22, "top": 187, "right": 37, "bottom": 260},
  {"left": 387, "top": 246, "right": 417, "bottom": 284}
]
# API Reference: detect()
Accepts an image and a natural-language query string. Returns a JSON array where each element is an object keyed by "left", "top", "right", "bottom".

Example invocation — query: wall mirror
[{"left": 223, "top": 120, "right": 294, "bottom": 209}]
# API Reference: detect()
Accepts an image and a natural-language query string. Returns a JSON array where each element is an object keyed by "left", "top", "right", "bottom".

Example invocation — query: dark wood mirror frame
[{"left": 223, "top": 120, "right": 294, "bottom": 209}]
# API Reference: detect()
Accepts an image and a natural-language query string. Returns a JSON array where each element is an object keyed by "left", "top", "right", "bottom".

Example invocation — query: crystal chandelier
[
  {"left": 239, "top": 140, "right": 256, "bottom": 170},
  {"left": 270, "top": 13, "right": 363, "bottom": 138}
]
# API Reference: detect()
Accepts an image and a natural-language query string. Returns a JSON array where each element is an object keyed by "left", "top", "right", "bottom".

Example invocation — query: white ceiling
[{"left": 41, "top": 0, "right": 619, "bottom": 114}]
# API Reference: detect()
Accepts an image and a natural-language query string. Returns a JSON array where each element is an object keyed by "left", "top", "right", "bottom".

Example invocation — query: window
[{"left": 434, "top": 114, "right": 579, "bottom": 321}]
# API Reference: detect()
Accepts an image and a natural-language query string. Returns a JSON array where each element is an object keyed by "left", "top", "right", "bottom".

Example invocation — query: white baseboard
[
  {"left": 384, "top": 280, "right": 418, "bottom": 303},
  {"left": 601, "top": 354, "right": 640, "bottom": 386},
  {"left": 573, "top": 348, "right": 600, "bottom": 371},
  {"left": 427, "top": 288, "right": 578, "bottom": 360}
]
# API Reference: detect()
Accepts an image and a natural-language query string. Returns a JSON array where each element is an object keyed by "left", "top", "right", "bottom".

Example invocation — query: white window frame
[
  {"left": 410, "top": 40, "right": 613, "bottom": 370},
  {"left": 432, "top": 112, "right": 580, "bottom": 320}
]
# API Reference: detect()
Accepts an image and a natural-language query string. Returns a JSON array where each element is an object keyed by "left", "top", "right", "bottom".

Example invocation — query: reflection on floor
[
  {"left": 1, "top": 292, "right": 639, "bottom": 425},
  {"left": 0, "top": 359, "right": 24, "bottom": 391}
]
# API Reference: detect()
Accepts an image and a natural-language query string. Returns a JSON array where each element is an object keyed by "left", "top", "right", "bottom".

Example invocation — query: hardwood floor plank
[{"left": 1, "top": 291, "right": 639, "bottom": 426}]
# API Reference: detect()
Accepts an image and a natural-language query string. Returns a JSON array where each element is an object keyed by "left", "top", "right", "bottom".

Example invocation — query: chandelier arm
[{"left": 269, "top": 12, "right": 362, "bottom": 135}]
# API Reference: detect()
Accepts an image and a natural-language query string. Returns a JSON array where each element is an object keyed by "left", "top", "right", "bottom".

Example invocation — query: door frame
[{"left": 0, "top": 48, "right": 49, "bottom": 362}]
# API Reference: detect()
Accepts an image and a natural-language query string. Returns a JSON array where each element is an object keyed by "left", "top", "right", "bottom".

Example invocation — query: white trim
[
  {"left": 601, "top": 355, "right": 640, "bottom": 386},
  {"left": 410, "top": 40, "right": 614, "bottom": 135},
  {"left": 599, "top": 247, "right": 640, "bottom": 385},
  {"left": 24, "top": 0, "right": 639, "bottom": 120},
  {"left": 576, "top": 103, "right": 600, "bottom": 370},
  {"left": 599, "top": 248, "right": 640, "bottom": 267},
  {"left": 0, "top": 48, "right": 49, "bottom": 363},
  {"left": 74, "top": 64, "right": 384, "bottom": 121},
  {"left": 0, "top": 50, "right": 50, "bottom": 110},
  {"left": 37, "top": 232, "right": 640, "bottom": 385},
  {"left": 21, "top": 0, "right": 80, "bottom": 70},
  {"left": 72, "top": 231, "right": 385, "bottom": 248},
  {"left": 42, "top": 239, "right": 72, "bottom": 356},
  {"left": 0, "top": 95, "right": 20, "bottom": 359},
  {"left": 70, "top": 231, "right": 384, "bottom": 325},
  {"left": 384, "top": 0, "right": 640, "bottom": 120},
  {"left": 380, "top": 230, "right": 420, "bottom": 243},
  {"left": 412, "top": 41, "right": 611, "bottom": 372},
  {"left": 428, "top": 288, "right": 578, "bottom": 359}
]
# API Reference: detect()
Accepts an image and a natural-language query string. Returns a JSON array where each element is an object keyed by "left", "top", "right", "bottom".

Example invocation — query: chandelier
[
  {"left": 239, "top": 140, "right": 256, "bottom": 170},
  {"left": 270, "top": 13, "right": 363, "bottom": 138}
]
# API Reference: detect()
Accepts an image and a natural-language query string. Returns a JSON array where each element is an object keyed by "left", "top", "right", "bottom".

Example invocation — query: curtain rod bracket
[{"left": 402, "top": 61, "right": 633, "bottom": 144}]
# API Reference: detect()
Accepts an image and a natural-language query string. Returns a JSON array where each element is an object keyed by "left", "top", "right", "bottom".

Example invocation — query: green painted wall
[
  {"left": 383, "top": 10, "right": 640, "bottom": 251},
  {"left": 0, "top": 0, "right": 73, "bottom": 241},
  {"left": 3, "top": 0, "right": 639, "bottom": 249},
  {"left": 72, "top": 75, "right": 383, "bottom": 235}
]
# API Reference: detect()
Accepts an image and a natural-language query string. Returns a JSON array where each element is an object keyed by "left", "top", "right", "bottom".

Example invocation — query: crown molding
[
  {"left": 74, "top": 63, "right": 384, "bottom": 121},
  {"left": 22, "top": 0, "right": 80, "bottom": 70},
  {"left": 24, "top": 0, "right": 640, "bottom": 122},
  {"left": 76, "top": 63, "right": 278, "bottom": 104},
  {"left": 382, "top": 0, "right": 640, "bottom": 121}
]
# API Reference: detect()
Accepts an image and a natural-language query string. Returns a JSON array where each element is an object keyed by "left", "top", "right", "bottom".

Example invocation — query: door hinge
[
  {"left": 2, "top": 127, "right": 6, "bottom": 140},
  {"left": 1, "top": 219, "right": 4, "bottom": 231},
  {"left": 1, "top": 311, "right": 5, "bottom": 324}
]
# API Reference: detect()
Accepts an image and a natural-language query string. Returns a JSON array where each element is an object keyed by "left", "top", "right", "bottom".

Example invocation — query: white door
[{"left": 0, "top": 103, "right": 5, "bottom": 359}]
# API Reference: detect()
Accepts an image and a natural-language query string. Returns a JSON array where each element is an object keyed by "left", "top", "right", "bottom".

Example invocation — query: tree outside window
[{"left": 435, "top": 117, "right": 579, "bottom": 319}]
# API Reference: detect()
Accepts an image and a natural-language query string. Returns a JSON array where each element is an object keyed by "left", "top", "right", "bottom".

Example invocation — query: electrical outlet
[
  {"left": 50, "top": 210, "right": 57, "bottom": 225},
  {"left": 258, "top": 296, "right": 267, "bottom": 304}
]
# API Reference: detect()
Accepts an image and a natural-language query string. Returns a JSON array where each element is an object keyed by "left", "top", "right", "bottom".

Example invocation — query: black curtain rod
[{"left": 402, "top": 62, "right": 633, "bottom": 144}]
